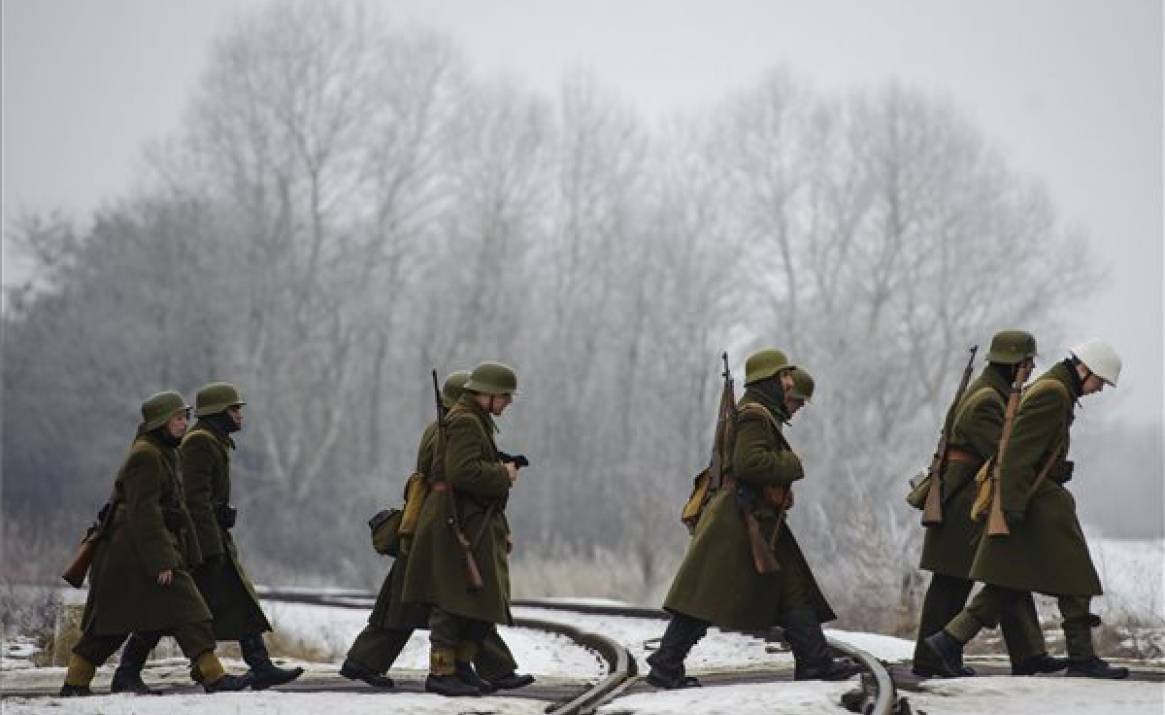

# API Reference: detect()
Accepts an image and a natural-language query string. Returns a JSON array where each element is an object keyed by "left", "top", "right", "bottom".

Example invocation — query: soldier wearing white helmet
[
  {"left": 1069, "top": 338, "right": 1122, "bottom": 390},
  {"left": 926, "top": 339, "right": 1129, "bottom": 680}
]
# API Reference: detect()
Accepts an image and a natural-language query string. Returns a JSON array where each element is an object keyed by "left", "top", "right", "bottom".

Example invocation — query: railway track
[{"left": 260, "top": 589, "right": 905, "bottom": 714}]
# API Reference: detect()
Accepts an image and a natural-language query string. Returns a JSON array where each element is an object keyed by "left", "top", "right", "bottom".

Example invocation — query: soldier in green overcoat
[
  {"left": 401, "top": 361, "right": 523, "bottom": 697},
  {"left": 912, "top": 331, "right": 1064, "bottom": 678},
  {"left": 647, "top": 351, "right": 859, "bottom": 689},
  {"left": 60, "top": 392, "right": 250, "bottom": 696},
  {"left": 112, "top": 383, "right": 302, "bottom": 692},
  {"left": 341, "top": 370, "right": 532, "bottom": 692},
  {"left": 926, "top": 339, "right": 1129, "bottom": 680}
]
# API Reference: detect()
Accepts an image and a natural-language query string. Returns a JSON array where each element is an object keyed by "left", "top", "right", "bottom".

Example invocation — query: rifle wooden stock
[
  {"left": 744, "top": 512, "right": 780, "bottom": 574},
  {"left": 986, "top": 363, "right": 1033, "bottom": 537},
  {"left": 922, "top": 345, "right": 980, "bottom": 527},
  {"left": 452, "top": 521, "right": 485, "bottom": 591},
  {"left": 61, "top": 538, "right": 96, "bottom": 588}
]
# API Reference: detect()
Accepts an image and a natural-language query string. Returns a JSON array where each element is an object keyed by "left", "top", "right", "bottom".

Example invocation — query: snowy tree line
[{"left": 3, "top": 2, "right": 1090, "bottom": 625}]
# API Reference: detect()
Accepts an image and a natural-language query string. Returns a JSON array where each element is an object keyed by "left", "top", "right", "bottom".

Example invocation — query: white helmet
[{"left": 1069, "top": 339, "right": 1122, "bottom": 387}]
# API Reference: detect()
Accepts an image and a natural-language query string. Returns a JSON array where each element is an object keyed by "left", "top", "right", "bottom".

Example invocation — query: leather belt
[{"left": 945, "top": 448, "right": 980, "bottom": 466}]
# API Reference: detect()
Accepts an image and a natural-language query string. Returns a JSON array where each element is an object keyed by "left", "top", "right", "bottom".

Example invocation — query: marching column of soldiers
[{"left": 59, "top": 334, "right": 1130, "bottom": 698}]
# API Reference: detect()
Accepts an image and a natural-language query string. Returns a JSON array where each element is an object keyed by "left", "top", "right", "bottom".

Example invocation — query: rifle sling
[{"left": 1025, "top": 438, "right": 1066, "bottom": 500}]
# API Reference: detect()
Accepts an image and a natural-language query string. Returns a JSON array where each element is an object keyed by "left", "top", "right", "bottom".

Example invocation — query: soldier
[
  {"left": 647, "top": 352, "right": 860, "bottom": 689},
  {"left": 926, "top": 339, "right": 1129, "bottom": 679},
  {"left": 112, "top": 383, "right": 303, "bottom": 693},
  {"left": 912, "top": 331, "right": 1066, "bottom": 678},
  {"left": 340, "top": 370, "right": 533, "bottom": 692},
  {"left": 402, "top": 361, "right": 523, "bottom": 697},
  {"left": 60, "top": 392, "right": 250, "bottom": 696}
]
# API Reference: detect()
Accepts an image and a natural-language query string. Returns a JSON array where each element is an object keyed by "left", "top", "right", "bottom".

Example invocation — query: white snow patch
[
  {"left": 908, "top": 674, "right": 1165, "bottom": 715},
  {"left": 513, "top": 607, "right": 792, "bottom": 672},
  {"left": 0, "top": 691, "right": 552, "bottom": 715},
  {"left": 823, "top": 629, "right": 914, "bottom": 663},
  {"left": 1, "top": 636, "right": 41, "bottom": 671},
  {"left": 598, "top": 680, "right": 854, "bottom": 715}
]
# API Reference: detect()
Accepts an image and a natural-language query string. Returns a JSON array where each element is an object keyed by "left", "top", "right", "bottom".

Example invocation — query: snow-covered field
[{"left": 1088, "top": 536, "right": 1164, "bottom": 622}]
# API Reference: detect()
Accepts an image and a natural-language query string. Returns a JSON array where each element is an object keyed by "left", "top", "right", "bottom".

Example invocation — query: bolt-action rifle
[
  {"left": 62, "top": 487, "right": 119, "bottom": 588},
  {"left": 921, "top": 345, "right": 980, "bottom": 526},
  {"left": 986, "top": 363, "right": 1033, "bottom": 537},
  {"left": 680, "top": 353, "right": 737, "bottom": 532},
  {"left": 432, "top": 369, "right": 484, "bottom": 591}
]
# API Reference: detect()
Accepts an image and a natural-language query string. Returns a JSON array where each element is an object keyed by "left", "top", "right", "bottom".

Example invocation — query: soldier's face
[
  {"left": 166, "top": 411, "right": 189, "bottom": 439},
  {"left": 228, "top": 406, "right": 244, "bottom": 429},
  {"left": 489, "top": 393, "right": 513, "bottom": 416},
  {"left": 784, "top": 396, "right": 806, "bottom": 417},
  {"left": 1082, "top": 373, "right": 1105, "bottom": 395}
]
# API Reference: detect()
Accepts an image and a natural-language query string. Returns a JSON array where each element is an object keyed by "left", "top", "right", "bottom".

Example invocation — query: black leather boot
[
  {"left": 1066, "top": 656, "right": 1129, "bottom": 679},
  {"left": 455, "top": 662, "right": 496, "bottom": 694},
  {"left": 340, "top": 659, "right": 395, "bottom": 688},
  {"left": 1012, "top": 652, "right": 1069, "bottom": 676},
  {"left": 111, "top": 632, "right": 163, "bottom": 695},
  {"left": 645, "top": 614, "right": 707, "bottom": 689},
  {"left": 425, "top": 674, "right": 483, "bottom": 696},
  {"left": 782, "top": 608, "right": 863, "bottom": 681},
  {"left": 240, "top": 634, "right": 304, "bottom": 690},
  {"left": 58, "top": 684, "right": 93, "bottom": 697},
  {"left": 923, "top": 630, "right": 969, "bottom": 679},
  {"left": 202, "top": 673, "right": 252, "bottom": 693}
]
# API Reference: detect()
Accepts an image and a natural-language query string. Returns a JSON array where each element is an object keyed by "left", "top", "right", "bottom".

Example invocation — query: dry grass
[{"left": 0, "top": 584, "right": 62, "bottom": 666}]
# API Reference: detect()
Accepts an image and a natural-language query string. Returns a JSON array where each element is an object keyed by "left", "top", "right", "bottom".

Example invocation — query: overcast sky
[{"left": 3, "top": 0, "right": 1161, "bottom": 421}]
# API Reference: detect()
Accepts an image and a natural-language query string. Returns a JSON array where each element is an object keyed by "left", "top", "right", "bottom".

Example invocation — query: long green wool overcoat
[
  {"left": 402, "top": 395, "right": 513, "bottom": 624},
  {"left": 970, "top": 361, "right": 1102, "bottom": 597},
  {"left": 366, "top": 420, "right": 440, "bottom": 631},
  {"left": 663, "top": 393, "right": 836, "bottom": 630},
  {"left": 82, "top": 431, "right": 211, "bottom": 635},
  {"left": 181, "top": 422, "right": 272, "bottom": 639},
  {"left": 919, "top": 366, "right": 1009, "bottom": 578}
]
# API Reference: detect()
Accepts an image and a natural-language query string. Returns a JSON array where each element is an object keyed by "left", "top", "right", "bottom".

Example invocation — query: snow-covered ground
[
  {"left": 0, "top": 691, "right": 552, "bottom": 715},
  {"left": 263, "top": 599, "right": 603, "bottom": 677}
]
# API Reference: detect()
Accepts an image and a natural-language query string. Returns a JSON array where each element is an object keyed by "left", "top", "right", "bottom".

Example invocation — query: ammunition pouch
[
  {"left": 680, "top": 468, "right": 712, "bottom": 534},
  {"left": 969, "top": 459, "right": 995, "bottom": 523},
  {"left": 398, "top": 472, "right": 429, "bottom": 538},
  {"left": 369, "top": 508, "right": 402, "bottom": 557},
  {"left": 905, "top": 471, "right": 931, "bottom": 510},
  {"left": 214, "top": 503, "right": 238, "bottom": 529},
  {"left": 161, "top": 505, "right": 185, "bottom": 531}
]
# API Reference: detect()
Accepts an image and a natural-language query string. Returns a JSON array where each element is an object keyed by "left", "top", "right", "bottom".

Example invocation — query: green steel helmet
[
  {"left": 744, "top": 348, "right": 792, "bottom": 385},
  {"left": 786, "top": 367, "right": 815, "bottom": 402},
  {"left": 194, "top": 381, "right": 246, "bottom": 417},
  {"left": 986, "top": 330, "right": 1038, "bottom": 364},
  {"left": 442, "top": 370, "right": 472, "bottom": 405},
  {"left": 140, "top": 390, "right": 190, "bottom": 432},
  {"left": 462, "top": 361, "right": 518, "bottom": 396}
]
